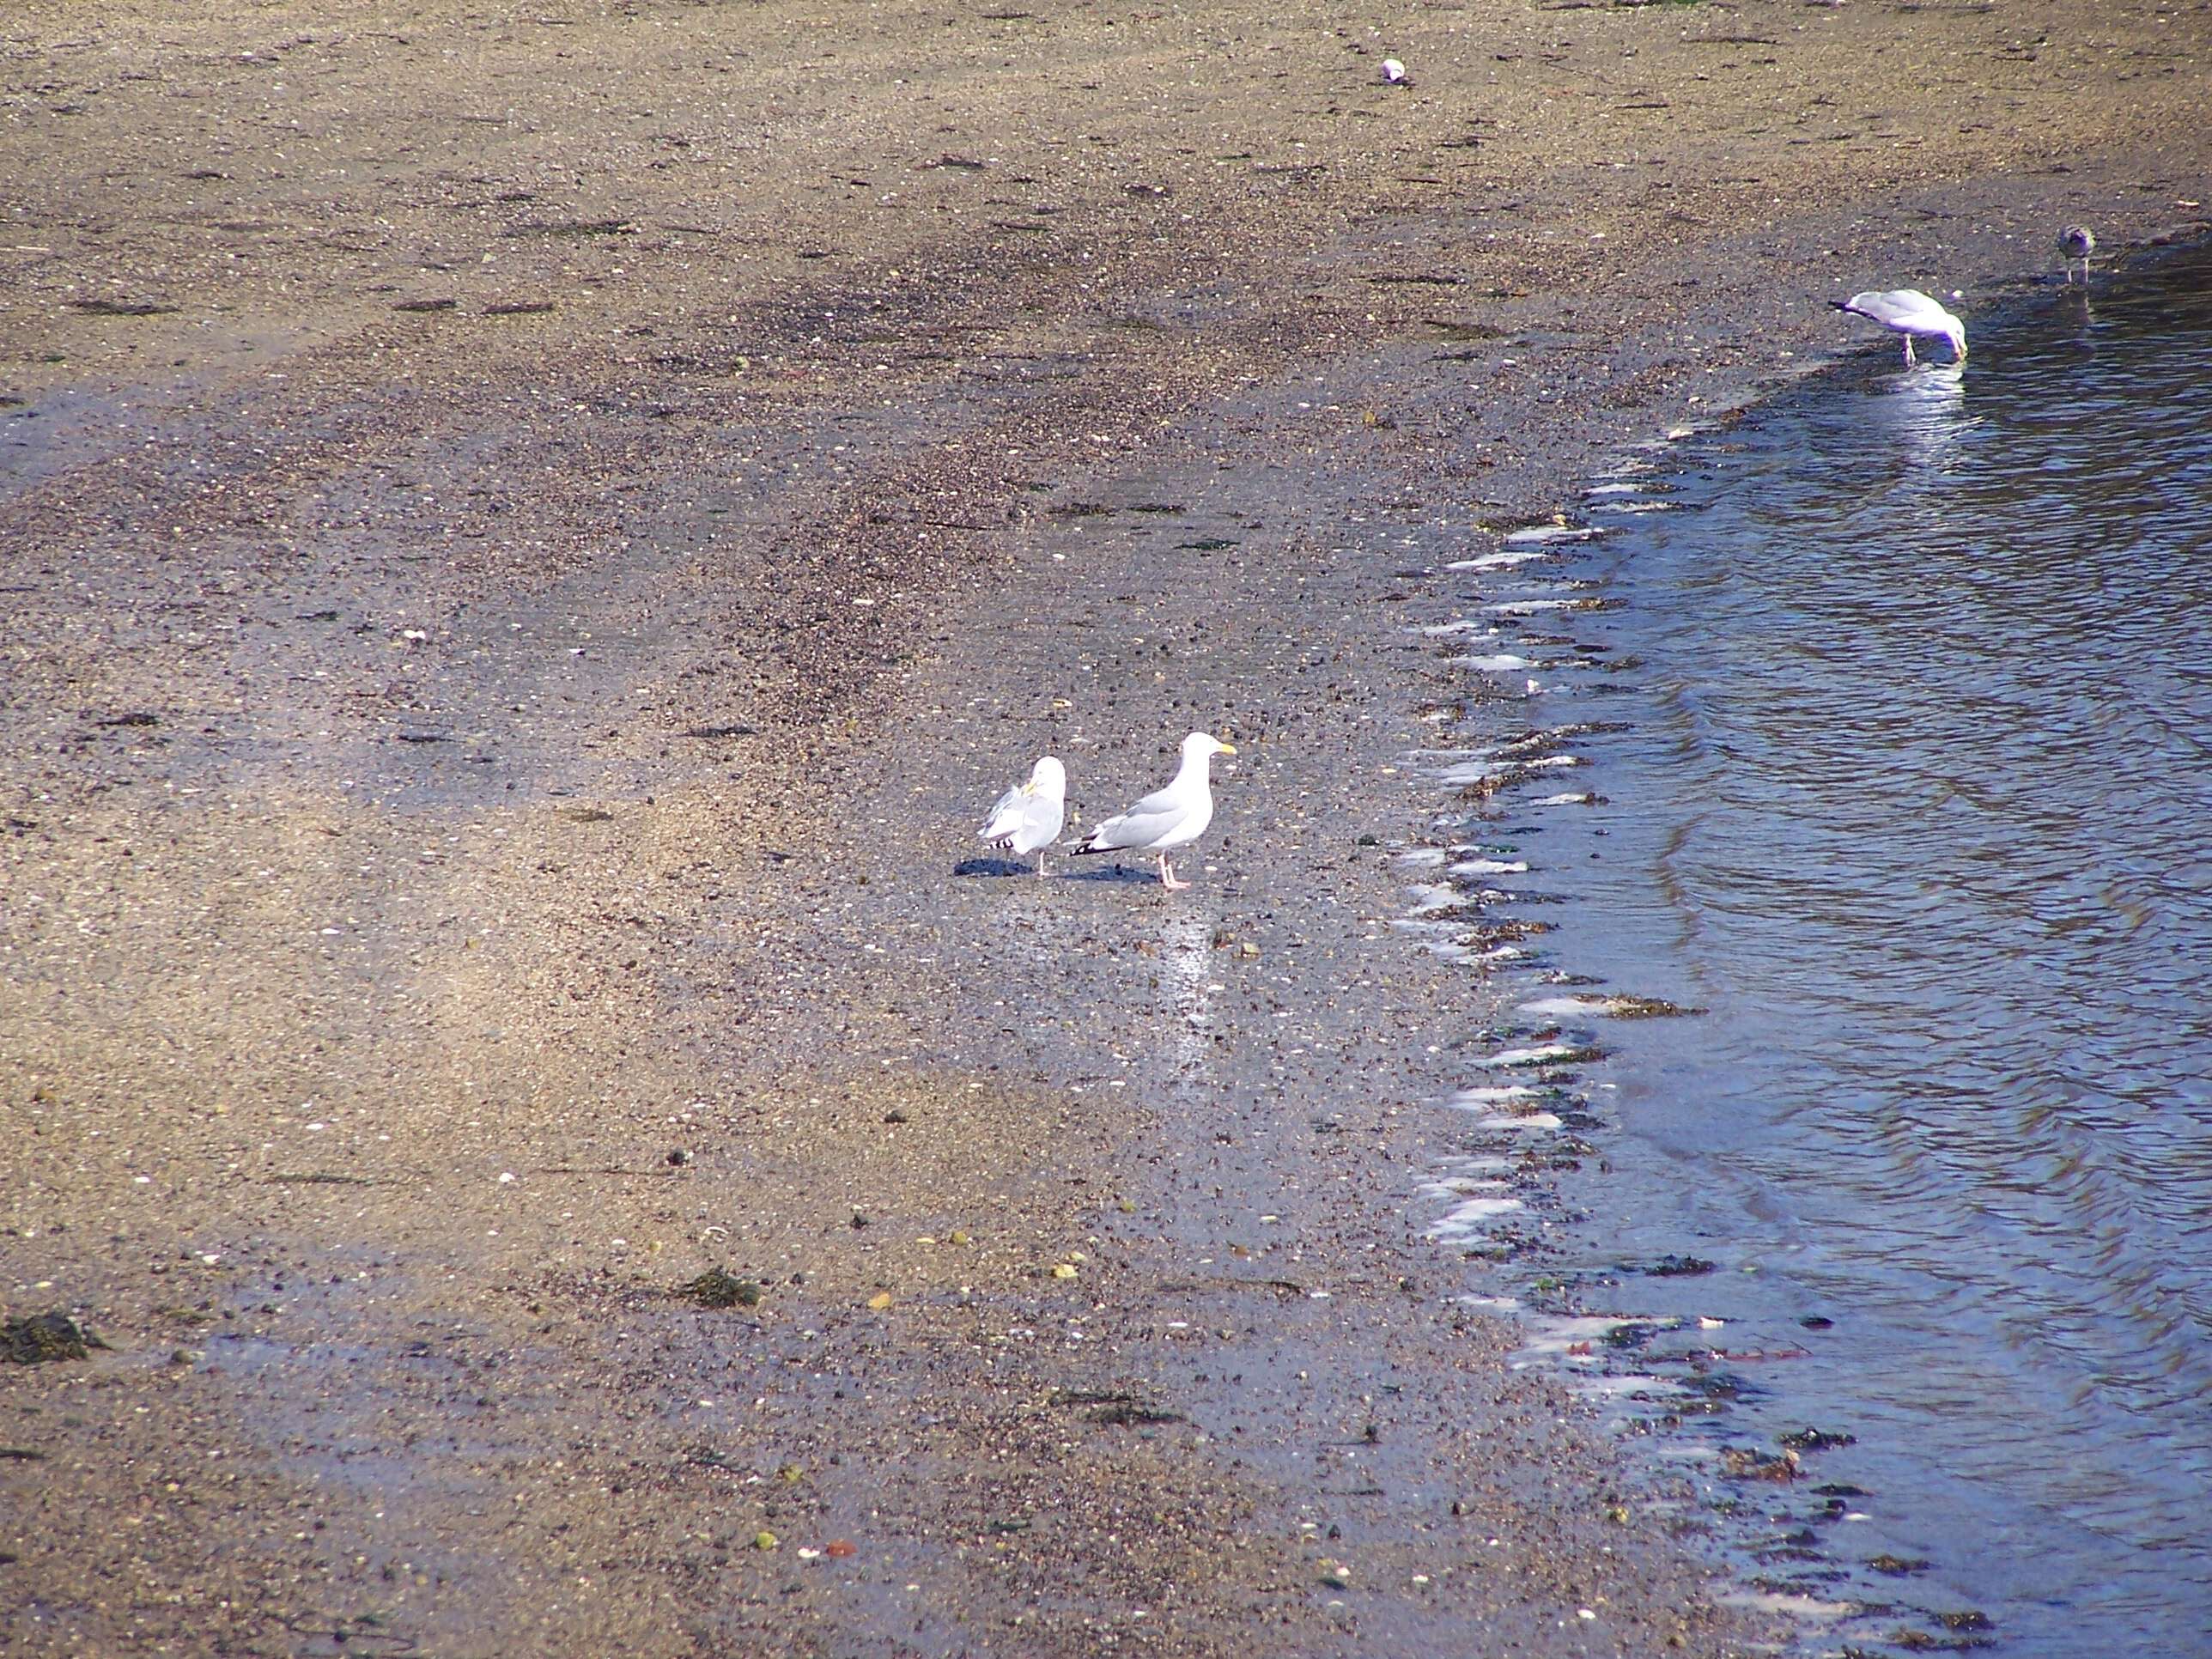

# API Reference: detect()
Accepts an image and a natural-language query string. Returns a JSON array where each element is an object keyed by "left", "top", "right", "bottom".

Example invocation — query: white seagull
[
  {"left": 1832, "top": 289, "right": 1968, "bottom": 365},
  {"left": 977, "top": 755, "right": 1066, "bottom": 875},
  {"left": 1072, "top": 731, "right": 1236, "bottom": 890},
  {"left": 2059, "top": 224, "right": 2096, "bottom": 284}
]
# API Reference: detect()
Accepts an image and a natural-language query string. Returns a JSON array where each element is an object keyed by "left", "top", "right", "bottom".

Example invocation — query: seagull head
[
  {"left": 1183, "top": 731, "right": 1237, "bottom": 761},
  {"left": 1031, "top": 755, "right": 1066, "bottom": 793}
]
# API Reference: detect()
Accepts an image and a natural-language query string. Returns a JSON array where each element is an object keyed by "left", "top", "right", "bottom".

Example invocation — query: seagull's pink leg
[
  {"left": 1036, "top": 848, "right": 1048, "bottom": 877},
  {"left": 1902, "top": 336, "right": 1916, "bottom": 365},
  {"left": 1158, "top": 853, "right": 1190, "bottom": 891}
]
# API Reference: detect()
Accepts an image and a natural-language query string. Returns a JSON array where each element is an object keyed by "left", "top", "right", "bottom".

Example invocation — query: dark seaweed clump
[
  {"left": 3, "top": 1312, "right": 106, "bottom": 1364},
  {"left": 683, "top": 1268, "right": 763, "bottom": 1310}
]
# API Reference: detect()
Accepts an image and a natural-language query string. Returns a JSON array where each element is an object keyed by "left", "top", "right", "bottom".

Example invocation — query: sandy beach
[{"left": 4, "top": 1, "right": 2209, "bottom": 1653}]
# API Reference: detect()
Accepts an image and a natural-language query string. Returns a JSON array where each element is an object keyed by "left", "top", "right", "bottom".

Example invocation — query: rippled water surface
[{"left": 1424, "top": 254, "right": 2212, "bottom": 1653}]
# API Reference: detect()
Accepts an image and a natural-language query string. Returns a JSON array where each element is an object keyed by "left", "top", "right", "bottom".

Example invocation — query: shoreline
[
  {"left": 6, "top": 2, "right": 2212, "bottom": 1653},
  {"left": 1418, "top": 250, "right": 2212, "bottom": 1654}
]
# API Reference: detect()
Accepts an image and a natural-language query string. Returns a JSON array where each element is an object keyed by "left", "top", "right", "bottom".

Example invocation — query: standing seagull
[
  {"left": 1832, "top": 289, "right": 1968, "bottom": 365},
  {"left": 2059, "top": 224, "right": 2096, "bottom": 284},
  {"left": 978, "top": 755, "right": 1066, "bottom": 875},
  {"left": 1073, "top": 732, "right": 1236, "bottom": 890}
]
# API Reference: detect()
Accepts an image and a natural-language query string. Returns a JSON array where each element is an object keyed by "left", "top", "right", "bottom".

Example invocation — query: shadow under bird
[
  {"left": 978, "top": 755, "right": 1066, "bottom": 875},
  {"left": 1072, "top": 731, "right": 1236, "bottom": 890},
  {"left": 1832, "top": 289, "right": 1968, "bottom": 365}
]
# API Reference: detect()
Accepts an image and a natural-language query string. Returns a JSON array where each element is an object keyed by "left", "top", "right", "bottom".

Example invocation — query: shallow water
[{"left": 1419, "top": 254, "right": 2212, "bottom": 1652}]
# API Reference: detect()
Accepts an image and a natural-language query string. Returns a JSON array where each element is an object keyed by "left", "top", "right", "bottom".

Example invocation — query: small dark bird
[{"left": 2059, "top": 224, "right": 2096, "bottom": 285}]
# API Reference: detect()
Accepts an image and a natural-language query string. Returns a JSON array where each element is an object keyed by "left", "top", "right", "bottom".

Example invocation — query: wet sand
[{"left": 4, "top": 3, "right": 2209, "bottom": 1654}]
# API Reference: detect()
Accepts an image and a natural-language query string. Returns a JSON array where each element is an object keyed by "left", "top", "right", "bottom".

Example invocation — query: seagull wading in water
[
  {"left": 1832, "top": 289, "right": 1968, "bottom": 365},
  {"left": 1073, "top": 731, "right": 1235, "bottom": 890},
  {"left": 978, "top": 755, "right": 1066, "bottom": 875}
]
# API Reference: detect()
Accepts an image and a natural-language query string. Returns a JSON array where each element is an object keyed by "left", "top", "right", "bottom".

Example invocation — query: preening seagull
[
  {"left": 2059, "top": 224, "right": 2096, "bottom": 284},
  {"left": 978, "top": 755, "right": 1066, "bottom": 875},
  {"left": 1832, "top": 289, "right": 1968, "bottom": 365},
  {"left": 1072, "top": 732, "right": 1236, "bottom": 891}
]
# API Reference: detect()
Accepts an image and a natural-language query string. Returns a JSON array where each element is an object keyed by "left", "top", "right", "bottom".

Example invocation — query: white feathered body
[
  {"left": 1077, "top": 732, "right": 1231, "bottom": 855},
  {"left": 979, "top": 756, "right": 1066, "bottom": 857},
  {"left": 1083, "top": 770, "right": 1213, "bottom": 854},
  {"left": 1834, "top": 289, "right": 1968, "bottom": 359}
]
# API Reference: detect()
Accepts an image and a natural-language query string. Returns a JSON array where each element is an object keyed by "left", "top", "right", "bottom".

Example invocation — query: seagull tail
[{"left": 1070, "top": 815, "right": 1124, "bottom": 855}]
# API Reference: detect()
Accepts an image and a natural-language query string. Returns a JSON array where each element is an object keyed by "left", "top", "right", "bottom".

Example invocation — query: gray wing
[
  {"left": 1845, "top": 290, "right": 1936, "bottom": 330},
  {"left": 979, "top": 780, "right": 1029, "bottom": 842},
  {"left": 1085, "top": 783, "right": 1193, "bottom": 851}
]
